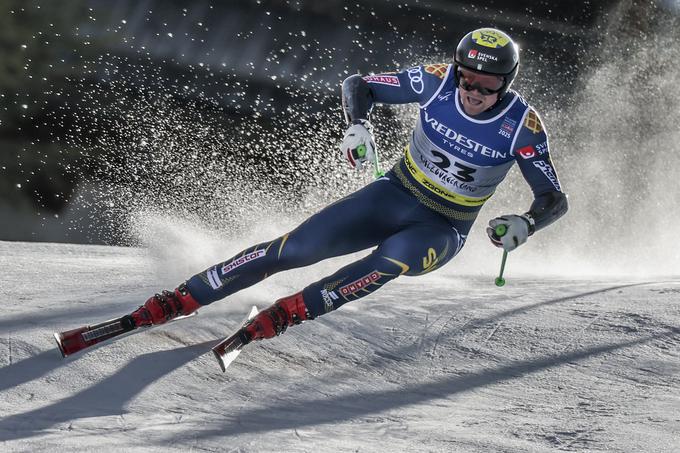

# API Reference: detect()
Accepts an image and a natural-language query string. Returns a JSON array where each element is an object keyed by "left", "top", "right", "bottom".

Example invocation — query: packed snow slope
[{"left": 1, "top": 240, "right": 679, "bottom": 453}]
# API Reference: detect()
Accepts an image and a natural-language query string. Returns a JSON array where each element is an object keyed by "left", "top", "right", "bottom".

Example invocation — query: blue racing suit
[{"left": 185, "top": 63, "right": 568, "bottom": 318}]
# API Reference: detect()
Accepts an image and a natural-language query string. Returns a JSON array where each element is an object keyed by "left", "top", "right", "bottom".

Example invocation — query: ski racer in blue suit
[{"left": 127, "top": 28, "right": 568, "bottom": 345}]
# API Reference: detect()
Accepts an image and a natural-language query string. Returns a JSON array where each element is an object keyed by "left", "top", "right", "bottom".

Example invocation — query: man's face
[{"left": 457, "top": 68, "right": 503, "bottom": 116}]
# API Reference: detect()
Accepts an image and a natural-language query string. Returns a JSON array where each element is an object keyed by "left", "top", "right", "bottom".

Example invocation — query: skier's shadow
[
  {"left": 0, "top": 348, "right": 75, "bottom": 394},
  {"left": 0, "top": 298, "right": 147, "bottom": 333},
  {"left": 180, "top": 328, "right": 679, "bottom": 440},
  {"left": 0, "top": 283, "right": 638, "bottom": 396},
  {"left": 168, "top": 281, "right": 677, "bottom": 440},
  {"left": 0, "top": 341, "right": 213, "bottom": 442},
  {"left": 1, "top": 283, "right": 673, "bottom": 443},
  {"left": 364, "top": 281, "right": 664, "bottom": 362}
]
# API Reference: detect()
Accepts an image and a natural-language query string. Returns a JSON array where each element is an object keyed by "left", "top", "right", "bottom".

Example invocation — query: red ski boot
[
  {"left": 130, "top": 283, "right": 202, "bottom": 327},
  {"left": 241, "top": 292, "right": 310, "bottom": 343}
]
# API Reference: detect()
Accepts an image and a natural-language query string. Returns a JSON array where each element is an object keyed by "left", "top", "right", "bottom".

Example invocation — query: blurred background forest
[{"left": 0, "top": 0, "right": 677, "bottom": 247}]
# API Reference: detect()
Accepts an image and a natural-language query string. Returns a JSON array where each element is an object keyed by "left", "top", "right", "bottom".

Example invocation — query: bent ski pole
[{"left": 494, "top": 224, "right": 508, "bottom": 287}]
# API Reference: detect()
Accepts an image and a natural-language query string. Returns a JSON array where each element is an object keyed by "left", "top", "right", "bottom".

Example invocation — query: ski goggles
[{"left": 456, "top": 68, "right": 504, "bottom": 96}]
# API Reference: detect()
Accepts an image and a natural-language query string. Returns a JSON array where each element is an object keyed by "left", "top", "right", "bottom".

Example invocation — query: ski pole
[
  {"left": 371, "top": 146, "right": 385, "bottom": 179},
  {"left": 494, "top": 224, "right": 508, "bottom": 287},
  {"left": 357, "top": 144, "right": 385, "bottom": 179}
]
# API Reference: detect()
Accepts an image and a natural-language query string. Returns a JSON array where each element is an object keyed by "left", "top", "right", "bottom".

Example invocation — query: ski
[
  {"left": 212, "top": 306, "right": 259, "bottom": 372},
  {"left": 54, "top": 311, "right": 197, "bottom": 358}
]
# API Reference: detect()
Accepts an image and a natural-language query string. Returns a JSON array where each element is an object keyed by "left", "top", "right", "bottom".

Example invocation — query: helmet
[{"left": 454, "top": 28, "right": 519, "bottom": 98}]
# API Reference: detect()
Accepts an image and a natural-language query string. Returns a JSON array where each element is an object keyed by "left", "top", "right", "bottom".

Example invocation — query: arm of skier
[
  {"left": 340, "top": 65, "right": 449, "bottom": 169},
  {"left": 342, "top": 65, "right": 449, "bottom": 122},
  {"left": 487, "top": 108, "right": 568, "bottom": 251}
]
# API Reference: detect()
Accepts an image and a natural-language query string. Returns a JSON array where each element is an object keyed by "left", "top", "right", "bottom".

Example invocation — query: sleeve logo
[
  {"left": 524, "top": 110, "right": 544, "bottom": 134},
  {"left": 517, "top": 145, "right": 536, "bottom": 159},
  {"left": 533, "top": 161, "right": 561, "bottom": 191},
  {"left": 407, "top": 67, "right": 425, "bottom": 94},
  {"left": 363, "top": 75, "right": 400, "bottom": 86},
  {"left": 424, "top": 64, "right": 448, "bottom": 79}
]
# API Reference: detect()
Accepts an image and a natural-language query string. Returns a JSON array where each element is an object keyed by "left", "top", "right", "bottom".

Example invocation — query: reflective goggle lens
[{"left": 457, "top": 68, "right": 504, "bottom": 96}]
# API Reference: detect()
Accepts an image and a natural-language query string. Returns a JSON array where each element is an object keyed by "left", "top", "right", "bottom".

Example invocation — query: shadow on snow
[
  {"left": 171, "top": 281, "right": 675, "bottom": 439},
  {"left": 0, "top": 341, "right": 214, "bottom": 441},
  {"left": 0, "top": 282, "right": 675, "bottom": 442},
  {"left": 174, "top": 328, "right": 679, "bottom": 441}
]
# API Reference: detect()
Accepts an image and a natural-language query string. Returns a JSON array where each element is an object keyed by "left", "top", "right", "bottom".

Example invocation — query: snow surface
[{"left": 1, "top": 239, "right": 679, "bottom": 452}]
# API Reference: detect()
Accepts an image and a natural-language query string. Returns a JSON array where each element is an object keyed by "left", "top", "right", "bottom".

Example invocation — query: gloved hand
[
  {"left": 340, "top": 119, "right": 376, "bottom": 170},
  {"left": 487, "top": 215, "right": 533, "bottom": 252}
]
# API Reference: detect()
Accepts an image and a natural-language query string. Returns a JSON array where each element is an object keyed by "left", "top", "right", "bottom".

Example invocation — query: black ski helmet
[{"left": 454, "top": 28, "right": 519, "bottom": 98}]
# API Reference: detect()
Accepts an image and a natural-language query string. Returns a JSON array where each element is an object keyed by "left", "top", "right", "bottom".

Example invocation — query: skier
[{"left": 125, "top": 28, "right": 569, "bottom": 346}]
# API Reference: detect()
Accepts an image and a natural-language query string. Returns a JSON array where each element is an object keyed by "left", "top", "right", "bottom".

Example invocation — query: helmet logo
[
  {"left": 472, "top": 29, "right": 510, "bottom": 48},
  {"left": 467, "top": 50, "right": 499, "bottom": 63}
]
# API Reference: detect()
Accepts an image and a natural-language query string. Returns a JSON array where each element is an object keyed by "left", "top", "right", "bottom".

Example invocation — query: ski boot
[
  {"left": 241, "top": 292, "right": 310, "bottom": 343},
  {"left": 130, "top": 283, "right": 202, "bottom": 328}
]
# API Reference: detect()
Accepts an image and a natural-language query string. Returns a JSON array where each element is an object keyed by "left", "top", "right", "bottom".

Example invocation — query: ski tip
[
  {"left": 211, "top": 331, "right": 248, "bottom": 373},
  {"left": 214, "top": 344, "right": 245, "bottom": 373},
  {"left": 53, "top": 332, "right": 67, "bottom": 358},
  {"left": 211, "top": 335, "right": 243, "bottom": 372},
  {"left": 212, "top": 348, "right": 227, "bottom": 373},
  {"left": 211, "top": 307, "right": 258, "bottom": 373}
]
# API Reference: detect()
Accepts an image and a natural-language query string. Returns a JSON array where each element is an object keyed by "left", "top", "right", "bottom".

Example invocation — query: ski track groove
[
  {"left": 188, "top": 446, "right": 222, "bottom": 453},
  {"left": 483, "top": 322, "right": 502, "bottom": 344},
  {"left": 561, "top": 312, "right": 603, "bottom": 352},
  {"left": 429, "top": 314, "right": 463, "bottom": 359},
  {"left": 558, "top": 426, "right": 601, "bottom": 451},
  {"left": 151, "top": 329, "right": 195, "bottom": 347},
  {"left": 414, "top": 312, "right": 441, "bottom": 355}
]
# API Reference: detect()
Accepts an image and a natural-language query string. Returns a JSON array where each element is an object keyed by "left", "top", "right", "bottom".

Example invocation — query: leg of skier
[
  {"left": 239, "top": 219, "right": 466, "bottom": 343},
  {"left": 128, "top": 178, "right": 424, "bottom": 327}
]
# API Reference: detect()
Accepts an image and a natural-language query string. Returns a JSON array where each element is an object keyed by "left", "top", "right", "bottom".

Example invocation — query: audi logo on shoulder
[{"left": 407, "top": 67, "right": 424, "bottom": 94}]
